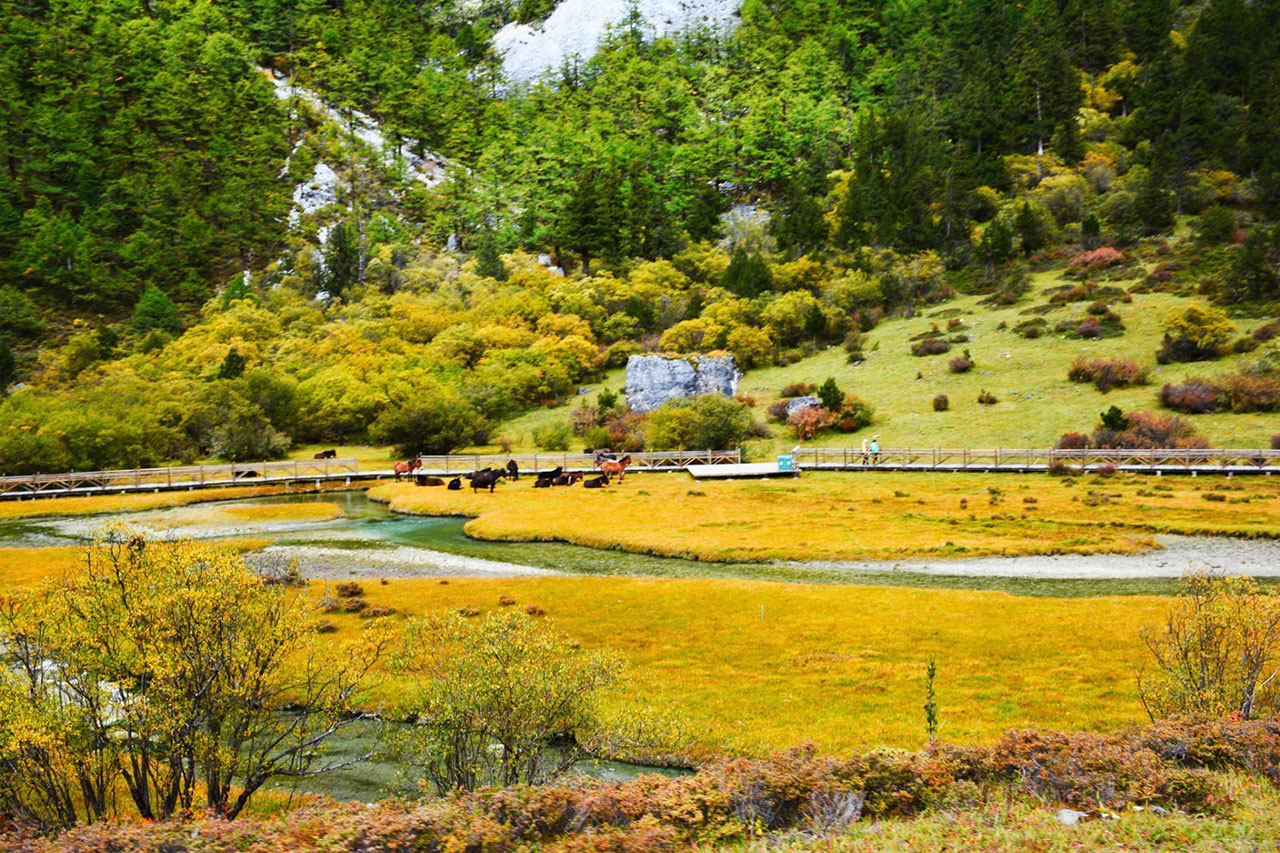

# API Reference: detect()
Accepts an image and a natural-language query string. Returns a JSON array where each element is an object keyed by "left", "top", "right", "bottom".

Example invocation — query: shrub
[
  {"left": 647, "top": 395, "right": 755, "bottom": 451},
  {"left": 1056, "top": 432, "right": 1089, "bottom": 449},
  {"left": 1253, "top": 320, "right": 1280, "bottom": 342},
  {"left": 1092, "top": 410, "right": 1208, "bottom": 449},
  {"left": 498, "top": 596, "right": 516, "bottom": 606},
  {"left": 976, "top": 390, "right": 998, "bottom": 405},
  {"left": 843, "top": 329, "right": 865, "bottom": 362},
  {"left": 766, "top": 400, "right": 791, "bottom": 422},
  {"left": 1157, "top": 304, "right": 1236, "bottom": 363},
  {"left": 1076, "top": 316, "right": 1102, "bottom": 338},
  {"left": 788, "top": 406, "right": 837, "bottom": 440},
  {"left": 335, "top": 581, "right": 364, "bottom": 598},
  {"left": 1068, "top": 246, "right": 1126, "bottom": 270},
  {"left": 1067, "top": 357, "right": 1150, "bottom": 392},
  {"left": 932, "top": 394, "right": 949, "bottom": 411},
  {"left": 1159, "top": 379, "right": 1223, "bottom": 414},
  {"left": 1217, "top": 371, "right": 1280, "bottom": 413},
  {"left": 524, "top": 604, "right": 546, "bottom": 616},
  {"left": 911, "top": 338, "right": 951, "bottom": 357},
  {"left": 948, "top": 355, "right": 972, "bottom": 373},
  {"left": 341, "top": 597, "right": 369, "bottom": 613},
  {"left": 313, "top": 618, "right": 338, "bottom": 634},
  {"left": 834, "top": 397, "right": 875, "bottom": 433},
  {"left": 1273, "top": 434, "right": 1280, "bottom": 450},
  {"left": 1194, "top": 204, "right": 1236, "bottom": 244},
  {"left": 1095, "top": 463, "right": 1117, "bottom": 477},
  {"left": 532, "top": 422, "right": 572, "bottom": 451},
  {"left": 362, "top": 605, "right": 396, "bottom": 618},
  {"left": 781, "top": 382, "right": 816, "bottom": 398}
]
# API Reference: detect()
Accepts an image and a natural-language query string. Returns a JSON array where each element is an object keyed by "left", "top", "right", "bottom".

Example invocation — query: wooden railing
[
  {"left": 0, "top": 458, "right": 362, "bottom": 495},
  {"left": 791, "top": 447, "right": 1280, "bottom": 471},
  {"left": 415, "top": 448, "right": 742, "bottom": 474}
]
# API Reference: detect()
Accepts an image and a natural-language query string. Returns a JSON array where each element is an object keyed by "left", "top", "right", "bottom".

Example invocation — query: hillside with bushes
[{"left": 2, "top": 0, "right": 1279, "bottom": 471}]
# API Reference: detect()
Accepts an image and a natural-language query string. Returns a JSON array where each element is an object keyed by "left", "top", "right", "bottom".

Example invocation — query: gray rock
[
  {"left": 785, "top": 395, "right": 822, "bottom": 418},
  {"left": 1054, "top": 808, "right": 1089, "bottom": 826},
  {"left": 624, "top": 354, "right": 741, "bottom": 413},
  {"left": 577, "top": 387, "right": 592, "bottom": 395}
]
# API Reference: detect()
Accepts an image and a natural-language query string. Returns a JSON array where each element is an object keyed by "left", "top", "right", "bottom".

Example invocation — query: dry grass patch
[
  {"left": 369, "top": 472, "right": 1280, "bottom": 563},
  {"left": 321, "top": 575, "right": 1166, "bottom": 755},
  {"left": 0, "top": 538, "right": 271, "bottom": 588},
  {"left": 0, "top": 482, "right": 376, "bottom": 521}
]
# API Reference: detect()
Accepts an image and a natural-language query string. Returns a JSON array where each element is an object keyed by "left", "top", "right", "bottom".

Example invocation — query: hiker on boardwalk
[
  {"left": 869, "top": 436, "right": 881, "bottom": 464},
  {"left": 861, "top": 437, "right": 870, "bottom": 465}
]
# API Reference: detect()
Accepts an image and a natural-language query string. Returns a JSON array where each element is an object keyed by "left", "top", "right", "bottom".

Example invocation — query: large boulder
[
  {"left": 624, "top": 354, "right": 742, "bottom": 413},
  {"left": 785, "top": 395, "right": 822, "bottom": 418}
]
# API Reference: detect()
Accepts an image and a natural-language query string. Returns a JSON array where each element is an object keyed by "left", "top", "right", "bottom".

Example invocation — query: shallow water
[{"left": 5, "top": 489, "right": 1280, "bottom": 596}]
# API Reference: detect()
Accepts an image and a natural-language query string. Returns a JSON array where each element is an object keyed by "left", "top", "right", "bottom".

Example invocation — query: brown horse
[
  {"left": 598, "top": 454, "right": 632, "bottom": 481},
  {"left": 393, "top": 458, "right": 422, "bottom": 481}
]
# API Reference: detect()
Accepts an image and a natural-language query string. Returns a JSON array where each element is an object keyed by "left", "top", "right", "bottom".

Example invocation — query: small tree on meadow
[
  {"left": 816, "top": 377, "right": 845, "bottom": 412},
  {"left": 390, "top": 611, "right": 622, "bottom": 792},
  {"left": 1140, "top": 572, "right": 1280, "bottom": 721}
]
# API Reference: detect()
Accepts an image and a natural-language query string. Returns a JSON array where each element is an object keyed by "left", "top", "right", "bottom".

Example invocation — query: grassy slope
[
  {"left": 481, "top": 271, "right": 1276, "bottom": 455},
  {"left": 368, "top": 471, "right": 1280, "bottom": 563}
]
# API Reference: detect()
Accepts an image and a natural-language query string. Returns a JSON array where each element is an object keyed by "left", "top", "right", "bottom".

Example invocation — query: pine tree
[
  {"left": 721, "top": 249, "right": 773, "bottom": 298},
  {"left": 474, "top": 229, "right": 506, "bottom": 281},
  {"left": 324, "top": 221, "right": 361, "bottom": 297},
  {"left": 218, "top": 348, "right": 247, "bottom": 380},
  {"left": 132, "top": 285, "right": 182, "bottom": 335}
]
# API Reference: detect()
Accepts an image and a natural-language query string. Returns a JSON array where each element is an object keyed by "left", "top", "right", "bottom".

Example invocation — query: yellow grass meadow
[
  {"left": 327, "top": 575, "right": 1168, "bottom": 755},
  {"left": 368, "top": 471, "right": 1280, "bottom": 563}
]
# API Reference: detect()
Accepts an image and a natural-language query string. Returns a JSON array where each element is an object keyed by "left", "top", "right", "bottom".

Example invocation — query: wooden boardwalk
[
  {"left": 1, "top": 446, "right": 1275, "bottom": 500},
  {"left": 0, "top": 450, "right": 742, "bottom": 500},
  {"left": 791, "top": 447, "right": 1280, "bottom": 475}
]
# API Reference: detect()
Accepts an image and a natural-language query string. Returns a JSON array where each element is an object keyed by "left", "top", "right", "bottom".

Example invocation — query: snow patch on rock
[
  {"left": 290, "top": 162, "right": 341, "bottom": 225},
  {"left": 494, "top": 0, "right": 738, "bottom": 85}
]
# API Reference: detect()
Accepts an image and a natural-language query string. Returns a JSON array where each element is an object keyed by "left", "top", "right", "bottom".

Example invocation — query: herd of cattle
[{"left": 394, "top": 453, "right": 634, "bottom": 493}]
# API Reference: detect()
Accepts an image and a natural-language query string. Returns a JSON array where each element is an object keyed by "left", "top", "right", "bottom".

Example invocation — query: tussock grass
[{"left": 369, "top": 472, "right": 1280, "bottom": 563}]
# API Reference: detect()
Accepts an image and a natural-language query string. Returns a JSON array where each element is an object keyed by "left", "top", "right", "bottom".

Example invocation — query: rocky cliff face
[{"left": 624, "top": 354, "right": 742, "bottom": 412}]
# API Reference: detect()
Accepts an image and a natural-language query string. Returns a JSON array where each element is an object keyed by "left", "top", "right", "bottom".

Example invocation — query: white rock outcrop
[
  {"left": 624, "top": 354, "right": 741, "bottom": 413},
  {"left": 494, "top": 0, "right": 738, "bottom": 85}
]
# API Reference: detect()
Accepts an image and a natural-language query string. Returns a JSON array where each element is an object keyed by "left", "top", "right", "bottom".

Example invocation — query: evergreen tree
[
  {"left": 474, "top": 229, "right": 506, "bottom": 281},
  {"left": 324, "top": 221, "right": 361, "bottom": 297},
  {"left": 218, "top": 348, "right": 247, "bottom": 380},
  {"left": 0, "top": 342, "right": 15, "bottom": 390},
  {"left": 721, "top": 249, "right": 773, "bottom": 298},
  {"left": 132, "top": 285, "right": 182, "bottom": 335}
]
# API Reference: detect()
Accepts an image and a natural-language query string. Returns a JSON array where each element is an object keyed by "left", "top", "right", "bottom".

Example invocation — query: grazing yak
[
  {"left": 583, "top": 475, "right": 609, "bottom": 489},
  {"left": 470, "top": 469, "right": 504, "bottom": 493}
]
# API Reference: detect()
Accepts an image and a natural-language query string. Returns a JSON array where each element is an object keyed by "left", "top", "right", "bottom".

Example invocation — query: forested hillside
[{"left": 1, "top": 0, "right": 1279, "bottom": 472}]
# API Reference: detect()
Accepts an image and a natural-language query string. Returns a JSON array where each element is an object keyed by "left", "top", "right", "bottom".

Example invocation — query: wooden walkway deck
[
  {"left": 1, "top": 447, "right": 1274, "bottom": 500},
  {"left": 791, "top": 447, "right": 1280, "bottom": 474},
  {"left": 0, "top": 450, "right": 743, "bottom": 500}
]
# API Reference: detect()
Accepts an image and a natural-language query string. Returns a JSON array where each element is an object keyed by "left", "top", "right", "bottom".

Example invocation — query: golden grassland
[
  {"left": 212, "top": 502, "right": 345, "bottom": 524},
  {"left": 0, "top": 539, "right": 271, "bottom": 588},
  {"left": 0, "top": 481, "right": 378, "bottom": 521},
  {"left": 368, "top": 471, "right": 1280, "bottom": 563},
  {"left": 318, "top": 575, "right": 1168, "bottom": 755}
]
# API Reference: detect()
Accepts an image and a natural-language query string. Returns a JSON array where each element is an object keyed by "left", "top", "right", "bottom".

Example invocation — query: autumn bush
[
  {"left": 1067, "top": 357, "right": 1150, "bottom": 392},
  {"left": 933, "top": 394, "right": 949, "bottom": 412},
  {"left": 910, "top": 338, "right": 951, "bottom": 357},
  {"left": 788, "top": 406, "right": 837, "bottom": 440},
  {"left": 1091, "top": 410, "right": 1208, "bottom": 450},
  {"left": 1158, "top": 379, "right": 1224, "bottom": 414},
  {"left": 1056, "top": 432, "right": 1089, "bottom": 450},
  {"left": 948, "top": 355, "right": 972, "bottom": 373},
  {"left": 18, "top": 716, "right": 1280, "bottom": 850}
]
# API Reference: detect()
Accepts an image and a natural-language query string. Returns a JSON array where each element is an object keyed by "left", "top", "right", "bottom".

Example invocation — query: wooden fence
[
  {"left": 414, "top": 448, "right": 742, "bottom": 474},
  {"left": 0, "top": 458, "right": 362, "bottom": 497},
  {"left": 791, "top": 447, "right": 1280, "bottom": 473}
]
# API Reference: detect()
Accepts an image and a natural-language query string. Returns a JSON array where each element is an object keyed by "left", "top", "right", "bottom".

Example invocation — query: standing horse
[
  {"left": 393, "top": 459, "right": 422, "bottom": 481},
  {"left": 598, "top": 454, "right": 632, "bottom": 482},
  {"left": 506, "top": 460, "right": 520, "bottom": 481}
]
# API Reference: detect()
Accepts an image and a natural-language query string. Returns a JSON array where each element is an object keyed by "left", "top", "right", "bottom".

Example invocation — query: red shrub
[
  {"left": 1159, "top": 379, "right": 1223, "bottom": 414},
  {"left": 767, "top": 400, "right": 791, "bottom": 422},
  {"left": 781, "top": 383, "right": 816, "bottom": 398},
  {"left": 948, "top": 355, "right": 973, "bottom": 373},
  {"left": 1092, "top": 410, "right": 1209, "bottom": 450},
  {"left": 1056, "top": 432, "right": 1090, "bottom": 449},
  {"left": 1217, "top": 371, "right": 1280, "bottom": 413},
  {"left": 1272, "top": 434, "right": 1280, "bottom": 450},
  {"left": 788, "top": 406, "right": 837, "bottom": 440},
  {"left": 1068, "top": 246, "right": 1126, "bottom": 270},
  {"left": 1068, "top": 357, "right": 1150, "bottom": 392},
  {"left": 933, "top": 394, "right": 949, "bottom": 411},
  {"left": 1076, "top": 316, "right": 1102, "bottom": 338},
  {"left": 911, "top": 338, "right": 951, "bottom": 357}
]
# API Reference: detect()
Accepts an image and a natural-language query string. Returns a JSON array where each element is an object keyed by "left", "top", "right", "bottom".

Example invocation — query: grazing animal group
[{"left": 398, "top": 453, "right": 632, "bottom": 492}]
